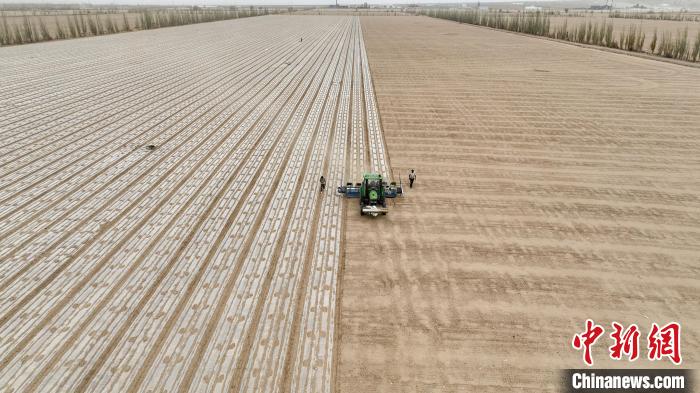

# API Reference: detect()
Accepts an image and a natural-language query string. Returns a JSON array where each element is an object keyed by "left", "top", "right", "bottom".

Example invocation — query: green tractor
[
  {"left": 359, "top": 173, "right": 388, "bottom": 216},
  {"left": 337, "top": 172, "right": 401, "bottom": 217}
]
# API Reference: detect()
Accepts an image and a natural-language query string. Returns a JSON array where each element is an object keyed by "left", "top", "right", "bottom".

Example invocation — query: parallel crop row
[{"left": 0, "top": 15, "right": 390, "bottom": 393}]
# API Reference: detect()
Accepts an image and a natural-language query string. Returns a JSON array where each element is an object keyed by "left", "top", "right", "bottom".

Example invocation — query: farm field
[
  {"left": 337, "top": 16, "right": 700, "bottom": 392},
  {"left": 3, "top": 11, "right": 700, "bottom": 393},
  {"left": 0, "top": 15, "right": 389, "bottom": 392}
]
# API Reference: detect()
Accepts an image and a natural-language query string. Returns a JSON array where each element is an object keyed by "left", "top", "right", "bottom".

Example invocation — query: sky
[{"left": 0, "top": 0, "right": 581, "bottom": 5}]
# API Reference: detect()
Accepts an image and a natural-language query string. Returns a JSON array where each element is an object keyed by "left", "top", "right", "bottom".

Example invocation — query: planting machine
[{"left": 337, "top": 172, "right": 402, "bottom": 217}]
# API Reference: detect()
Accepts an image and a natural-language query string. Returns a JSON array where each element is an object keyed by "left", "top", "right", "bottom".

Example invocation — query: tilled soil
[{"left": 337, "top": 15, "right": 700, "bottom": 393}]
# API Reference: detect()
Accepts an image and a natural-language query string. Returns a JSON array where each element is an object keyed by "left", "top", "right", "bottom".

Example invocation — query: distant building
[{"left": 329, "top": 0, "right": 348, "bottom": 8}]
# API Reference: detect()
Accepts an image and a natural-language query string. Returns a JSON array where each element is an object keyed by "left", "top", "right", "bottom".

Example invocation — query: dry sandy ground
[
  {"left": 337, "top": 16, "right": 700, "bottom": 392},
  {"left": 0, "top": 15, "right": 389, "bottom": 393}
]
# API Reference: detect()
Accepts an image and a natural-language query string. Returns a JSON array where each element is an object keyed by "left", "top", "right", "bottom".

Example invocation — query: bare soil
[{"left": 337, "top": 15, "right": 700, "bottom": 392}]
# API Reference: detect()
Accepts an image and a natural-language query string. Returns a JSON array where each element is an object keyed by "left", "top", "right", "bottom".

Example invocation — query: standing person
[
  {"left": 408, "top": 169, "right": 416, "bottom": 188},
  {"left": 319, "top": 175, "right": 326, "bottom": 192}
]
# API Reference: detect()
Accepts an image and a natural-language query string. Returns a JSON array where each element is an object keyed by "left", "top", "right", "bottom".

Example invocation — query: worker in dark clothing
[
  {"left": 408, "top": 169, "right": 416, "bottom": 188},
  {"left": 319, "top": 175, "right": 326, "bottom": 192}
]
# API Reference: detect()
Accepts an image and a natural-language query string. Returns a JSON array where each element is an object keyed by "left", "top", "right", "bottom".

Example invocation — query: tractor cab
[{"left": 359, "top": 173, "right": 388, "bottom": 216}]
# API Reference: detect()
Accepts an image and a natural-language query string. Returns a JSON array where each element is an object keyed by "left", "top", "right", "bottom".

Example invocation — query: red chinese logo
[
  {"left": 572, "top": 320, "right": 681, "bottom": 366},
  {"left": 648, "top": 322, "right": 682, "bottom": 365},
  {"left": 609, "top": 322, "right": 640, "bottom": 361},
  {"left": 572, "top": 319, "right": 605, "bottom": 366}
]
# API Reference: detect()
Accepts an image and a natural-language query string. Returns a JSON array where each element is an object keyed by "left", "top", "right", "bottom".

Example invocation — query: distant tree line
[
  {"left": 0, "top": 7, "right": 278, "bottom": 46},
  {"left": 609, "top": 10, "right": 700, "bottom": 22},
  {"left": 421, "top": 9, "right": 700, "bottom": 62}
]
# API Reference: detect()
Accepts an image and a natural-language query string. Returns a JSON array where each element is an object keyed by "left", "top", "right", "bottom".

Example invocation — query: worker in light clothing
[
  {"left": 319, "top": 175, "right": 326, "bottom": 192},
  {"left": 408, "top": 169, "right": 416, "bottom": 188}
]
